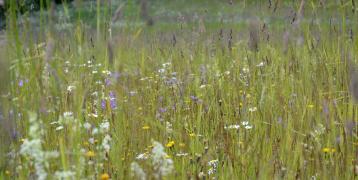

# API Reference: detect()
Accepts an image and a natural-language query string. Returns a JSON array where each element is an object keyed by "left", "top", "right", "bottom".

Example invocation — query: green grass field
[{"left": 0, "top": 0, "right": 357, "bottom": 179}]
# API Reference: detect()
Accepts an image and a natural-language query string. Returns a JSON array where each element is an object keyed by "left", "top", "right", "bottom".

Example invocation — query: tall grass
[{"left": 0, "top": 0, "right": 357, "bottom": 179}]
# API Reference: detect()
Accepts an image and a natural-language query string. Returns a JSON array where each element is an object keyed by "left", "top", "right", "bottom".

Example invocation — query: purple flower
[
  {"left": 190, "top": 95, "right": 203, "bottom": 103},
  {"left": 190, "top": 95, "right": 198, "bottom": 101},
  {"left": 101, "top": 100, "right": 106, "bottom": 110},
  {"left": 159, "top": 107, "right": 167, "bottom": 113},
  {"left": 18, "top": 80, "right": 24, "bottom": 87},
  {"left": 112, "top": 72, "right": 121, "bottom": 80},
  {"left": 105, "top": 78, "right": 111, "bottom": 86},
  {"left": 109, "top": 91, "right": 117, "bottom": 110}
]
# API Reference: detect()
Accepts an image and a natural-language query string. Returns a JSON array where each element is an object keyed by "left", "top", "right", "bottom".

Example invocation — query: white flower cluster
[
  {"left": 224, "top": 121, "right": 253, "bottom": 130},
  {"left": 20, "top": 112, "right": 59, "bottom": 180},
  {"left": 50, "top": 111, "right": 78, "bottom": 131},
  {"left": 151, "top": 141, "right": 174, "bottom": 179},
  {"left": 207, "top": 159, "right": 219, "bottom": 175},
  {"left": 131, "top": 141, "right": 174, "bottom": 179},
  {"left": 130, "top": 162, "right": 147, "bottom": 180}
]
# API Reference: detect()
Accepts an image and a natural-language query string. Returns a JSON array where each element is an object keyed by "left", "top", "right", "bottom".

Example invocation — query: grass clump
[{"left": 0, "top": 0, "right": 357, "bottom": 179}]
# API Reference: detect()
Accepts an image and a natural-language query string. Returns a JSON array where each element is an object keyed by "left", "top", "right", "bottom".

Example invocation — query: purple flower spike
[
  {"left": 105, "top": 78, "right": 111, "bottom": 86},
  {"left": 109, "top": 91, "right": 117, "bottom": 110},
  {"left": 110, "top": 99, "right": 117, "bottom": 110},
  {"left": 101, "top": 100, "right": 106, "bottom": 110}
]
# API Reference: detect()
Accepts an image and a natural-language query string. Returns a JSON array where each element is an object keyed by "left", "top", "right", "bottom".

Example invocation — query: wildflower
[
  {"left": 190, "top": 95, "right": 202, "bottom": 103},
  {"left": 151, "top": 140, "right": 174, "bottom": 178},
  {"left": 55, "top": 126, "right": 64, "bottom": 131},
  {"left": 208, "top": 168, "right": 216, "bottom": 175},
  {"left": 307, "top": 104, "right": 314, "bottom": 108},
  {"left": 322, "top": 147, "right": 336, "bottom": 153},
  {"left": 63, "top": 111, "right": 73, "bottom": 118},
  {"left": 129, "top": 91, "right": 137, "bottom": 96},
  {"left": 241, "top": 121, "right": 253, "bottom": 129},
  {"left": 176, "top": 152, "right": 188, "bottom": 157},
  {"left": 207, "top": 159, "right": 219, "bottom": 175},
  {"left": 162, "top": 62, "right": 171, "bottom": 68},
  {"left": 89, "top": 138, "right": 95, "bottom": 144},
  {"left": 256, "top": 62, "right": 265, "bottom": 67},
  {"left": 109, "top": 91, "right": 117, "bottom": 110},
  {"left": 158, "top": 68, "right": 165, "bottom": 73},
  {"left": 67, "top": 85, "right": 75, "bottom": 92},
  {"left": 224, "top": 124, "right": 240, "bottom": 130},
  {"left": 159, "top": 107, "right": 167, "bottom": 113},
  {"left": 101, "top": 100, "right": 106, "bottom": 110},
  {"left": 242, "top": 67, "right": 250, "bottom": 73},
  {"left": 142, "top": 125, "right": 150, "bottom": 130},
  {"left": 83, "top": 122, "right": 92, "bottom": 130},
  {"left": 248, "top": 107, "right": 257, "bottom": 112},
  {"left": 85, "top": 151, "right": 95, "bottom": 158},
  {"left": 54, "top": 171, "right": 75, "bottom": 179},
  {"left": 244, "top": 125, "right": 253, "bottom": 129},
  {"left": 198, "top": 172, "right": 205, "bottom": 178},
  {"left": 100, "top": 121, "right": 110, "bottom": 133},
  {"left": 136, "top": 153, "right": 149, "bottom": 160},
  {"left": 130, "top": 162, "right": 146, "bottom": 180},
  {"left": 5, "top": 170, "right": 10, "bottom": 175},
  {"left": 166, "top": 121, "right": 173, "bottom": 133},
  {"left": 102, "top": 70, "right": 111, "bottom": 75},
  {"left": 92, "top": 128, "right": 99, "bottom": 135},
  {"left": 166, "top": 141, "right": 175, "bottom": 148},
  {"left": 100, "top": 173, "right": 110, "bottom": 180},
  {"left": 208, "top": 159, "right": 219, "bottom": 168},
  {"left": 18, "top": 80, "right": 24, "bottom": 87},
  {"left": 90, "top": 113, "right": 98, "bottom": 118},
  {"left": 20, "top": 139, "right": 59, "bottom": 180},
  {"left": 189, "top": 133, "right": 196, "bottom": 137},
  {"left": 20, "top": 112, "right": 59, "bottom": 180},
  {"left": 102, "top": 134, "right": 112, "bottom": 153}
]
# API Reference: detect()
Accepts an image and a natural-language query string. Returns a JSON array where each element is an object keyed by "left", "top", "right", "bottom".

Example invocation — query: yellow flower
[
  {"left": 322, "top": 147, "right": 335, "bottom": 153},
  {"left": 189, "top": 133, "right": 196, "bottom": 137},
  {"left": 142, "top": 125, "right": 150, "bottom": 130},
  {"left": 100, "top": 173, "right": 110, "bottom": 180},
  {"left": 307, "top": 104, "right": 314, "bottom": 108},
  {"left": 166, "top": 141, "right": 175, "bottom": 148},
  {"left": 5, "top": 170, "right": 10, "bottom": 175},
  {"left": 83, "top": 142, "right": 90, "bottom": 147},
  {"left": 85, "top": 151, "right": 95, "bottom": 158},
  {"left": 322, "top": 148, "right": 330, "bottom": 153}
]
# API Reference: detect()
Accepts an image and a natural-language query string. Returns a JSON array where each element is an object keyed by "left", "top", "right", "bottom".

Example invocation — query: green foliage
[{"left": 0, "top": 0, "right": 357, "bottom": 179}]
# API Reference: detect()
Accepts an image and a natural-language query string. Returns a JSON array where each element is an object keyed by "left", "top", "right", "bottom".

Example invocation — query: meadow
[{"left": 0, "top": 0, "right": 357, "bottom": 179}]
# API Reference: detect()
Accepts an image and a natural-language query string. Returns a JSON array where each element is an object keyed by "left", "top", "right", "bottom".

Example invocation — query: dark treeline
[{"left": 0, "top": 0, "right": 74, "bottom": 29}]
